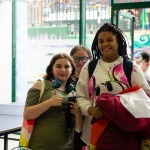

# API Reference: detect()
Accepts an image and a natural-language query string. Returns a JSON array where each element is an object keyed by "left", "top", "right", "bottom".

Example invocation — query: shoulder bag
[{"left": 19, "top": 80, "right": 45, "bottom": 147}]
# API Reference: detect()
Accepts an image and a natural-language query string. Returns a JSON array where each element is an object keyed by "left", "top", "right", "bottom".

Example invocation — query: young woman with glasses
[
  {"left": 70, "top": 45, "right": 92, "bottom": 150},
  {"left": 70, "top": 45, "right": 92, "bottom": 78}
]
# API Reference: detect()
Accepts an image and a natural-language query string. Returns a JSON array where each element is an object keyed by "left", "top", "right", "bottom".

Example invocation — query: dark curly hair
[
  {"left": 91, "top": 23, "right": 129, "bottom": 59},
  {"left": 44, "top": 53, "right": 76, "bottom": 86}
]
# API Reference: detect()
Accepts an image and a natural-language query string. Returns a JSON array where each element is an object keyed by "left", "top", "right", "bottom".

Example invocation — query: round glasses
[{"left": 73, "top": 56, "right": 89, "bottom": 63}]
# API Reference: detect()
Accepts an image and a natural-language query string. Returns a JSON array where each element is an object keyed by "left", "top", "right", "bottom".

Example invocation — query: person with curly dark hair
[
  {"left": 76, "top": 23, "right": 150, "bottom": 150},
  {"left": 70, "top": 45, "right": 92, "bottom": 150}
]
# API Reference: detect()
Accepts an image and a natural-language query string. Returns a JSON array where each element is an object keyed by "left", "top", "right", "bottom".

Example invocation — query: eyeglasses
[{"left": 73, "top": 56, "right": 89, "bottom": 63}]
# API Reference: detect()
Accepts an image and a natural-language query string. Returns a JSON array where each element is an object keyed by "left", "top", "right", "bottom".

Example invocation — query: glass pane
[
  {"left": 116, "top": 8, "right": 150, "bottom": 62},
  {"left": 86, "top": 0, "right": 111, "bottom": 49},
  {"left": 113, "top": 0, "right": 149, "bottom": 3},
  {"left": 133, "top": 8, "right": 150, "bottom": 64},
  {"left": 16, "top": 0, "right": 79, "bottom": 102}
]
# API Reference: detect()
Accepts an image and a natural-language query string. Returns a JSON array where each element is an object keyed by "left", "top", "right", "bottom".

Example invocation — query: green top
[{"left": 26, "top": 80, "right": 75, "bottom": 150}]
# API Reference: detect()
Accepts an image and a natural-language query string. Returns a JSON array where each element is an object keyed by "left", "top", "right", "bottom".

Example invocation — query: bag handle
[{"left": 39, "top": 80, "right": 45, "bottom": 103}]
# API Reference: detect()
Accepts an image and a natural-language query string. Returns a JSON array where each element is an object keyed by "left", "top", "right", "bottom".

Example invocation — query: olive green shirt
[{"left": 26, "top": 80, "right": 75, "bottom": 150}]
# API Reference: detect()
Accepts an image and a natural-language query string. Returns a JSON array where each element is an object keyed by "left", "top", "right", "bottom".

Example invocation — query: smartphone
[
  {"left": 68, "top": 96, "right": 76, "bottom": 103},
  {"left": 67, "top": 96, "right": 76, "bottom": 112}
]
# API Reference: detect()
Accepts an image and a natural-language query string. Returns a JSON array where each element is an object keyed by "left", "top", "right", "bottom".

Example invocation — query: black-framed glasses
[{"left": 73, "top": 56, "right": 89, "bottom": 63}]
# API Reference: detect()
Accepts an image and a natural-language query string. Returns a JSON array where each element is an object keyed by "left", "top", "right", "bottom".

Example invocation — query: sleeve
[
  {"left": 25, "top": 80, "right": 41, "bottom": 106},
  {"left": 96, "top": 93, "right": 150, "bottom": 138},
  {"left": 131, "top": 62, "right": 150, "bottom": 95},
  {"left": 76, "top": 62, "right": 92, "bottom": 116}
]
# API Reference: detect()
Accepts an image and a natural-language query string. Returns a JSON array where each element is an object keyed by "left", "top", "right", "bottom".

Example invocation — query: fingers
[
  {"left": 92, "top": 107, "right": 104, "bottom": 119},
  {"left": 53, "top": 89, "right": 57, "bottom": 95},
  {"left": 68, "top": 102, "right": 76, "bottom": 108},
  {"left": 70, "top": 104, "right": 81, "bottom": 116},
  {"left": 49, "top": 91, "right": 64, "bottom": 106}
]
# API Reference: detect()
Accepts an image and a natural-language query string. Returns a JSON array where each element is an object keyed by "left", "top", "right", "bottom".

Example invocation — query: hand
[
  {"left": 49, "top": 90, "right": 63, "bottom": 106},
  {"left": 69, "top": 102, "right": 82, "bottom": 116},
  {"left": 88, "top": 106, "right": 104, "bottom": 119}
]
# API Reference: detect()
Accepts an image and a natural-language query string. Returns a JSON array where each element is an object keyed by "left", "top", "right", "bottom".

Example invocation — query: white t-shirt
[{"left": 76, "top": 56, "right": 150, "bottom": 145}]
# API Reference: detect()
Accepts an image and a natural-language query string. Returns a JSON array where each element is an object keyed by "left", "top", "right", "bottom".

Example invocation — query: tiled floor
[{"left": 0, "top": 134, "right": 20, "bottom": 150}]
